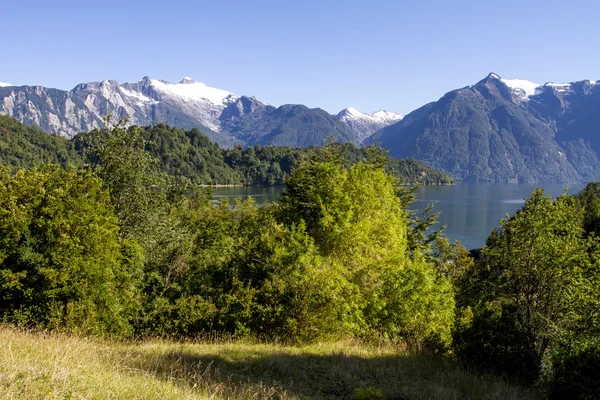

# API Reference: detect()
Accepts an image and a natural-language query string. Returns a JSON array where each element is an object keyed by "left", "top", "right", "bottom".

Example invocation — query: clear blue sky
[{"left": 2, "top": 0, "right": 598, "bottom": 115}]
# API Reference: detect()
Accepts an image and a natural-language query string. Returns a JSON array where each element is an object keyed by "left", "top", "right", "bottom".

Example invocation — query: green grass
[{"left": 0, "top": 325, "right": 542, "bottom": 399}]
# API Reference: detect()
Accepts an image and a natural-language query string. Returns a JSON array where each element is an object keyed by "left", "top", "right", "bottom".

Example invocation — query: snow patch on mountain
[
  {"left": 149, "top": 78, "right": 238, "bottom": 105},
  {"left": 500, "top": 77, "right": 541, "bottom": 98},
  {"left": 372, "top": 110, "right": 404, "bottom": 122},
  {"left": 0, "top": 82, "right": 13, "bottom": 87},
  {"left": 337, "top": 107, "right": 403, "bottom": 143},
  {"left": 495, "top": 74, "right": 600, "bottom": 101},
  {"left": 119, "top": 87, "right": 156, "bottom": 104},
  {"left": 338, "top": 107, "right": 403, "bottom": 123}
]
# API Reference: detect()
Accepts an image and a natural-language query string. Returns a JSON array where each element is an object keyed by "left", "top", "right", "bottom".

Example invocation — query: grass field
[{"left": 0, "top": 325, "right": 542, "bottom": 399}]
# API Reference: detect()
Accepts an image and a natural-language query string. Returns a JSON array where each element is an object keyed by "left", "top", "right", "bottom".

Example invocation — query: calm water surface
[{"left": 214, "top": 182, "right": 586, "bottom": 250}]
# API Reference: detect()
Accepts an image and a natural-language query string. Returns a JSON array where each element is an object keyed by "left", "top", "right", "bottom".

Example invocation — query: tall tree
[
  {"left": 0, "top": 165, "right": 140, "bottom": 336},
  {"left": 279, "top": 145, "right": 455, "bottom": 344},
  {"left": 455, "top": 188, "right": 600, "bottom": 383}
]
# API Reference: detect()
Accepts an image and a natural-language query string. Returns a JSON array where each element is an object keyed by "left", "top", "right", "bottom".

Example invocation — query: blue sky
[{"left": 2, "top": 0, "right": 599, "bottom": 114}]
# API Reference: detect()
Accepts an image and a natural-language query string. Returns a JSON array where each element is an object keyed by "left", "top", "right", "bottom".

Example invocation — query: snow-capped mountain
[
  {"left": 376, "top": 72, "right": 600, "bottom": 183},
  {"left": 0, "top": 77, "right": 403, "bottom": 147},
  {"left": 0, "top": 77, "right": 245, "bottom": 143},
  {"left": 336, "top": 107, "right": 403, "bottom": 142},
  {"left": 0, "top": 82, "right": 13, "bottom": 87},
  {"left": 486, "top": 73, "right": 598, "bottom": 103}
]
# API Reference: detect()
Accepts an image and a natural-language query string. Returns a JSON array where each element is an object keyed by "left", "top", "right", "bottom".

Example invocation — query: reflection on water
[
  {"left": 409, "top": 182, "right": 585, "bottom": 249},
  {"left": 214, "top": 182, "right": 586, "bottom": 250},
  {"left": 212, "top": 186, "right": 285, "bottom": 204}
]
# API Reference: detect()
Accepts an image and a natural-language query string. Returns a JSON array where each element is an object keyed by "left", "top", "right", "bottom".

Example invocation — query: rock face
[
  {"left": 0, "top": 78, "right": 400, "bottom": 148},
  {"left": 374, "top": 73, "right": 600, "bottom": 183}
]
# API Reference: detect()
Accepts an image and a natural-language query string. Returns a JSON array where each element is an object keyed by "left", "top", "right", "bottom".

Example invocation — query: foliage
[
  {"left": 549, "top": 345, "right": 600, "bottom": 400},
  {"left": 0, "top": 165, "right": 140, "bottom": 336},
  {"left": 454, "top": 188, "right": 600, "bottom": 383},
  {"left": 140, "top": 197, "right": 341, "bottom": 341},
  {"left": 0, "top": 114, "right": 82, "bottom": 170},
  {"left": 141, "top": 124, "right": 242, "bottom": 185},
  {"left": 279, "top": 146, "right": 455, "bottom": 344},
  {"left": 223, "top": 143, "right": 305, "bottom": 185},
  {"left": 575, "top": 181, "right": 600, "bottom": 237}
]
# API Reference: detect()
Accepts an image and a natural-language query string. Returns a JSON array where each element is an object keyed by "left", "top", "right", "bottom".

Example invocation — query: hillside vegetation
[
  {"left": 0, "top": 115, "right": 455, "bottom": 185},
  {"left": 1, "top": 119, "right": 600, "bottom": 398}
]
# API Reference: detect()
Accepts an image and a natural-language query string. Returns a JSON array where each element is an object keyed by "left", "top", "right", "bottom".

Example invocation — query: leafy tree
[
  {"left": 79, "top": 119, "right": 169, "bottom": 241},
  {"left": 279, "top": 146, "right": 455, "bottom": 344},
  {"left": 575, "top": 181, "right": 600, "bottom": 237},
  {"left": 0, "top": 165, "right": 141, "bottom": 336},
  {"left": 139, "top": 196, "right": 341, "bottom": 341},
  {"left": 454, "top": 188, "right": 600, "bottom": 383}
]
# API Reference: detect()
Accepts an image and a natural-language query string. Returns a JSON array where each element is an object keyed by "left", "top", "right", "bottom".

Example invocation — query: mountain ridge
[
  {"left": 0, "top": 77, "right": 401, "bottom": 148},
  {"left": 374, "top": 72, "right": 600, "bottom": 183}
]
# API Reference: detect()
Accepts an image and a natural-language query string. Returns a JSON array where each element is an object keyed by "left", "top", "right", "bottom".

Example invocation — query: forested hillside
[
  {"left": 0, "top": 115, "right": 82, "bottom": 169},
  {"left": 0, "top": 116, "right": 455, "bottom": 185}
]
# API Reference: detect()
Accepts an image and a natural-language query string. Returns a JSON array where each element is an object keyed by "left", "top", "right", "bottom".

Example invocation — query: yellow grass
[{"left": 0, "top": 325, "right": 542, "bottom": 399}]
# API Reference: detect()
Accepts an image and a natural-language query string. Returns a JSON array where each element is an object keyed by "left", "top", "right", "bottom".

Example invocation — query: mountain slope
[
  {"left": 0, "top": 114, "right": 82, "bottom": 169},
  {"left": 0, "top": 78, "right": 401, "bottom": 148},
  {"left": 0, "top": 116, "right": 453, "bottom": 186},
  {"left": 220, "top": 97, "right": 357, "bottom": 146},
  {"left": 336, "top": 107, "right": 403, "bottom": 143},
  {"left": 376, "top": 73, "right": 600, "bottom": 183}
]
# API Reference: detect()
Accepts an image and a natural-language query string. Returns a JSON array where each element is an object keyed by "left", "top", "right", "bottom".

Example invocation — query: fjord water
[{"left": 214, "top": 182, "right": 586, "bottom": 249}]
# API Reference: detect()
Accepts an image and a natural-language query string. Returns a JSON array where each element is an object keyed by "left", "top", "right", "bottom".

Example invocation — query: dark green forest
[
  {"left": 1, "top": 116, "right": 600, "bottom": 398},
  {"left": 0, "top": 115, "right": 455, "bottom": 186}
]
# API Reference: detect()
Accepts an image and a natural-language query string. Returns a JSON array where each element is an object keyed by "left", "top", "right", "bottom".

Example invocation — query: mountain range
[
  {"left": 0, "top": 77, "right": 401, "bottom": 148},
  {"left": 2, "top": 73, "right": 600, "bottom": 183},
  {"left": 373, "top": 73, "right": 600, "bottom": 183}
]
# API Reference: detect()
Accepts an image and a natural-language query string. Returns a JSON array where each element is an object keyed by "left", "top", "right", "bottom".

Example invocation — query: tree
[
  {"left": 0, "top": 165, "right": 141, "bottom": 336},
  {"left": 83, "top": 118, "right": 169, "bottom": 242},
  {"left": 576, "top": 181, "right": 600, "bottom": 237},
  {"left": 279, "top": 145, "right": 455, "bottom": 344},
  {"left": 454, "top": 188, "right": 600, "bottom": 383}
]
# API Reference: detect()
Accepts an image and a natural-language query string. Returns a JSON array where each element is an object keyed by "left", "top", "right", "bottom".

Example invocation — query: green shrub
[
  {"left": 0, "top": 165, "right": 139, "bottom": 336},
  {"left": 549, "top": 346, "right": 600, "bottom": 400},
  {"left": 454, "top": 189, "right": 600, "bottom": 384},
  {"left": 453, "top": 304, "right": 540, "bottom": 384}
]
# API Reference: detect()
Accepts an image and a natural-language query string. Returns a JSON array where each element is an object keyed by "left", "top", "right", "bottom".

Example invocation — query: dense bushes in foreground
[
  {"left": 454, "top": 185, "right": 600, "bottom": 392},
  {"left": 1, "top": 122, "right": 459, "bottom": 344},
  {"left": 1, "top": 120, "right": 600, "bottom": 396},
  {"left": 0, "top": 165, "right": 142, "bottom": 335}
]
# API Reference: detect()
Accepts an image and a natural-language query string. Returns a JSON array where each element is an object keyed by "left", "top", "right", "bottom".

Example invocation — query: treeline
[
  {"left": 0, "top": 116, "right": 455, "bottom": 185},
  {"left": 2, "top": 118, "right": 600, "bottom": 397}
]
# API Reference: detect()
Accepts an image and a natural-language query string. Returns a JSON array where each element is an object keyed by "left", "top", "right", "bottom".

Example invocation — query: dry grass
[{"left": 0, "top": 325, "right": 542, "bottom": 399}]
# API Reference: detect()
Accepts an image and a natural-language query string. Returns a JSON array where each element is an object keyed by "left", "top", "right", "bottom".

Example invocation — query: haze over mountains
[{"left": 1, "top": 73, "right": 600, "bottom": 183}]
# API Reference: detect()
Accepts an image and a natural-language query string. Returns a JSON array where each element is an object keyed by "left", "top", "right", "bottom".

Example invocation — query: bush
[
  {"left": 0, "top": 165, "right": 140, "bottom": 336},
  {"left": 279, "top": 148, "right": 455, "bottom": 344},
  {"left": 453, "top": 304, "right": 540, "bottom": 384},
  {"left": 549, "top": 346, "right": 600, "bottom": 400},
  {"left": 454, "top": 189, "right": 600, "bottom": 384}
]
